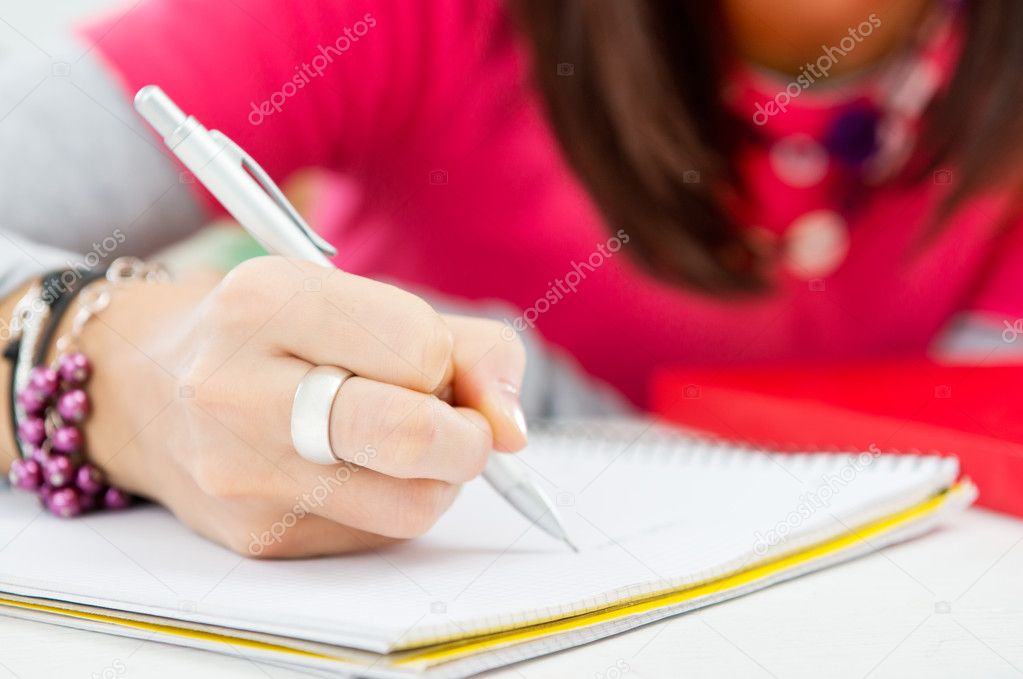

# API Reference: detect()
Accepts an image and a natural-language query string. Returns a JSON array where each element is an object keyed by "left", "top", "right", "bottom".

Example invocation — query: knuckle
[
  {"left": 211, "top": 257, "right": 289, "bottom": 314},
  {"left": 400, "top": 305, "right": 452, "bottom": 391},
  {"left": 461, "top": 429, "right": 491, "bottom": 480},
  {"left": 423, "top": 315, "right": 455, "bottom": 391},
  {"left": 389, "top": 397, "right": 440, "bottom": 474},
  {"left": 445, "top": 415, "right": 491, "bottom": 483},
  {"left": 205, "top": 280, "right": 254, "bottom": 329},
  {"left": 218, "top": 258, "right": 267, "bottom": 298},
  {"left": 391, "top": 479, "right": 453, "bottom": 538}
]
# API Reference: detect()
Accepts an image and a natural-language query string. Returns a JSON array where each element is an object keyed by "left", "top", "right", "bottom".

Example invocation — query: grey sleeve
[
  {"left": 0, "top": 36, "right": 205, "bottom": 298},
  {"left": 932, "top": 313, "right": 1023, "bottom": 362},
  {"left": 517, "top": 328, "right": 634, "bottom": 419}
]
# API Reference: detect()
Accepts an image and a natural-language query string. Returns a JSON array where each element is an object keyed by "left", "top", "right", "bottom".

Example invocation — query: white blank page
[{"left": 0, "top": 423, "right": 960, "bottom": 653}]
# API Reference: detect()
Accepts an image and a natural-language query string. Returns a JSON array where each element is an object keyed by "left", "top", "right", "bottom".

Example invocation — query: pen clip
[{"left": 209, "top": 130, "right": 337, "bottom": 258}]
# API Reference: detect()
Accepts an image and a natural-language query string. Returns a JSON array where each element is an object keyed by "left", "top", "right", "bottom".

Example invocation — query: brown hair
[{"left": 514, "top": 0, "right": 1023, "bottom": 295}]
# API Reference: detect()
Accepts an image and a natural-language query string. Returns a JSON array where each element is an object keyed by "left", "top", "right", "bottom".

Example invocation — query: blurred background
[
  {"left": 0, "top": 1, "right": 113, "bottom": 52},
  {"left": 0, "top": 0, "right": 297, "bottom": 273}
]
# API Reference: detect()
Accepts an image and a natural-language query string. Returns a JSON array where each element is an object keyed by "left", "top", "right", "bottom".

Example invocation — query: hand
[{"left": 71, "top": 257, "right": 527, "bottom": 557}]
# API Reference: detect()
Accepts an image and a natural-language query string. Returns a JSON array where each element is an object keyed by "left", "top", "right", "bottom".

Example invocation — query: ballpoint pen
[{"left": 133, "top": 85, "right": 577, "bottom": 551}]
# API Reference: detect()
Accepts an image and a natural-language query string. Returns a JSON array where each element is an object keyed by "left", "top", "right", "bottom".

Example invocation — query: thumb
[{"left": 442, "top": 314, "right": 528, "bottom": 452}]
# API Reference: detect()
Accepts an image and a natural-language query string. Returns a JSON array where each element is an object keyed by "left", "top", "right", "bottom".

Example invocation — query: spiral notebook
[{"left": 0, "top": 420, "right": 974, "bottom": 678}]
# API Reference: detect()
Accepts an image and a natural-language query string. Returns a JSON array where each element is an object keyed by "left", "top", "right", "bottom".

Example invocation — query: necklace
[{"left": 729, "top": 3, "right": 959, "bottom": 281}]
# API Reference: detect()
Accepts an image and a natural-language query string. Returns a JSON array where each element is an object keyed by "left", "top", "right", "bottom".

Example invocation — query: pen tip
[{"left": 566, "top": 538, "right": 580, "bottom": 553}]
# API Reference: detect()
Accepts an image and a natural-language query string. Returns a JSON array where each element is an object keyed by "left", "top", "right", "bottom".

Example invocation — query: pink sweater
[{"left": 83, "top": 0, "right": 1023, "bottom": 407}]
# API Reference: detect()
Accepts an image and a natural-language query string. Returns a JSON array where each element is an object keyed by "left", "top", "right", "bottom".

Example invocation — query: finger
[
  {"left": 268, "top": 358, "right": 492, "bottom": 483},
  {"left": 244, "top": 514, "right": 400, "bottom": 559},
  {"left": 216, "top": 257, "right": 453, "bottom": 393},
  {"left": 329, "top": 377, "right": 493, "bottom": 483},
  {"left": 148, "top": 464, "right": 403, "bottom": 557},
  {"left": 443, "top": 315, "right": 528, "bottom": 451},
  {"left": 275, "top": 454, "right": 462, "bottom": 540},
  {"left": 177, "top": 421, "right": 463, "bottom": 542}
]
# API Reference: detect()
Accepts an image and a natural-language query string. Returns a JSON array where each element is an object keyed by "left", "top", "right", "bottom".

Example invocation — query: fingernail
[{"left": 493, "top": 380, "right": 528, "bottom": 443}]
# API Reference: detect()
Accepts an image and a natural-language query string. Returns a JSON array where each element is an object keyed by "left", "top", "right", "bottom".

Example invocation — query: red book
[{"left": 651, "top": 360, "right": 1023, "bottom": 517}]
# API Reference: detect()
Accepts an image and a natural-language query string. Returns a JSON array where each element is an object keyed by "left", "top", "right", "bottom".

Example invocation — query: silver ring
[{"left": 291, "top": 366, "right": 353, "bottom": 465}]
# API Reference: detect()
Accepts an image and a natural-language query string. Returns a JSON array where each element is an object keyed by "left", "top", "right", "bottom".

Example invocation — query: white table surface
[{"left": 0, "top": 507, "right": 1020, "bottom": 679}]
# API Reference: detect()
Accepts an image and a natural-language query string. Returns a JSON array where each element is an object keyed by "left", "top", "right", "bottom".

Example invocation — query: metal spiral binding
[{"left": 528, "top": 418, "right": 957, "bottom": 478}]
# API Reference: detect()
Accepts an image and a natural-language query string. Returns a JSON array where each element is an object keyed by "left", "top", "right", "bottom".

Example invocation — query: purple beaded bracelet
[
  {"left": 9, "top": 353, "right": 130, "bottom": 517},
  {"left": 7, "top": 259, "right": 165, "bottom": 516}
]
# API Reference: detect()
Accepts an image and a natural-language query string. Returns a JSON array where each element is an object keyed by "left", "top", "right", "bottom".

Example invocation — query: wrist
[
  {"left": 4, "top": 260, "right": 197, "bottom": 515},
  {"left": 0, "top": 281, "right": 33, "bottom": 473},
  {"left": 63, "top": 273, "right": 216, "bottom": 497}
]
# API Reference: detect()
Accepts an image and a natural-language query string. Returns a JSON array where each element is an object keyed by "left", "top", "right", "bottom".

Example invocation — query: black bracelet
[
  {"left": 4, "top": 268, "right": 107, "bottom": 457},
  {"left": 32, "top": 269, "right": 108, "bottom": 365}
]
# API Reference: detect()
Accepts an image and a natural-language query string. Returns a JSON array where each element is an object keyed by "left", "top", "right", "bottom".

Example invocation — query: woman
[{"left": 1, "top": 0, "right": 1021, "bottom": 556}]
